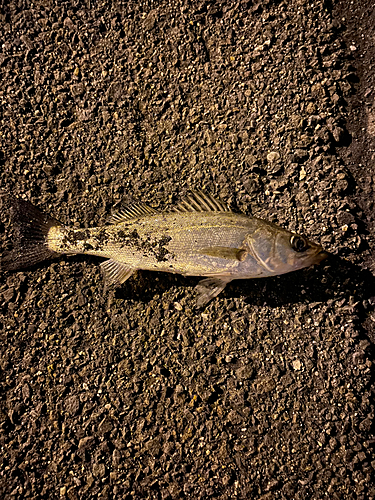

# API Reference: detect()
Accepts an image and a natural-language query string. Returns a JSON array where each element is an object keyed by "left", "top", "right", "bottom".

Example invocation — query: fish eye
[{"left": 290, "top": 234, "right": 309, "bottom": 252}]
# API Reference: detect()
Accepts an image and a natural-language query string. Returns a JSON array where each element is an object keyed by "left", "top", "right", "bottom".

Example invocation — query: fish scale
[{"left": 61, "top": 212, "right": 252, "bottom": 276}]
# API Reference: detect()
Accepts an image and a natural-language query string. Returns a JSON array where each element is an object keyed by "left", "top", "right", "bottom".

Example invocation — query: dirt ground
[{"left": 0, "top": 0, "right": 374, "bottom": 499}]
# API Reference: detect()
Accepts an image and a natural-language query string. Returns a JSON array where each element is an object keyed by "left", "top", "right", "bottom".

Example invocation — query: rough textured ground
[{"left": 0, "top": 0, "right": 374, "bottom": 499}]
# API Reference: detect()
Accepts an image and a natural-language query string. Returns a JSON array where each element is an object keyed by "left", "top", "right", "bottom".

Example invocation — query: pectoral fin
[
  {"left": 100, "top": 259, "right": 135, "bottom": 286},
  {"left": 198, "top": 246, "right": 247, "bottom": 261},
  {"left": 195, "top": 277, "right": 232, "bottom": 308}
]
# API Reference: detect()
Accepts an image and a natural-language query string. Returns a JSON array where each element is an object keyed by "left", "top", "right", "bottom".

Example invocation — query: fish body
[{"left": 1, "top": 192, "right": 328, "bottom": 306}]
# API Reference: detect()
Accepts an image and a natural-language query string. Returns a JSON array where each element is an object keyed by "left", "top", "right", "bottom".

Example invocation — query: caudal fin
[{"left": 1, "top": 196, "right": 62, "bottom": 271}]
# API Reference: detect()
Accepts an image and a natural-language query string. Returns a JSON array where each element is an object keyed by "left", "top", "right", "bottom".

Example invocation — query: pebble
[
  {"left": 292, "top": 360, "right": 302, "bottom": 371},
  {"left": 267, "top": 151, "right": 280, "bottom": 162}
]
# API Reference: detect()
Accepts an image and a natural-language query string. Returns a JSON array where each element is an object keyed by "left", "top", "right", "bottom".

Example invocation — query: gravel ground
[{"left": 0, "top": 0, "right": 374, "bottom": 499}]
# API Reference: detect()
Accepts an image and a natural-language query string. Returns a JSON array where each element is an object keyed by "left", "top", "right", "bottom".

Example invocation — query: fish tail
[{"left": 1, "top": 196, "right": 63, "bottom": 271}]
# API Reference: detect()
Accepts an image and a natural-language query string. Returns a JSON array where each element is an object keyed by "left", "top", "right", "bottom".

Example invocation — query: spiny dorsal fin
[
  {"left": 108, "top": 203, "right": 159, "bottom": 224},
  {"left": 198, "top": 246, "right": 247, "bottom": 261},
  {"left": 100, "top": 259, "right": 135, "bottom": 285},
  {"left": 172, "top": 191, "right": 231, "bottom": 213}
]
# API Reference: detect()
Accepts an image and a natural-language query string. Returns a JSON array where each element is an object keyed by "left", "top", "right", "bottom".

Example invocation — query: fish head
[{"left": 245, "top": 223, "right": 328, "bottom": 276}]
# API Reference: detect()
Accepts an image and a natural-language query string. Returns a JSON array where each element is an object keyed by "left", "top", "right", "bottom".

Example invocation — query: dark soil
[{"left": 0, "top": 1, "right": 374, "bottom": 499}]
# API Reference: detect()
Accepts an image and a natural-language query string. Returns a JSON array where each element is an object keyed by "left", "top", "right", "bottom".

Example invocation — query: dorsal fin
[
  {"left": 172, "top": 191, "right": 231, "bottom": 213},
  {"left": 108, "top": 203, "right": 158, "bottom": 224}
]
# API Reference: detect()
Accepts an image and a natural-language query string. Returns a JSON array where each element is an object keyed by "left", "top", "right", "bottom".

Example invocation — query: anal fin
[
  {"left": 195, "top": 277, "right": 231, "bottom": 308},
  {"left": 100, "top": 259, "right": 135, "bottom": 286}
]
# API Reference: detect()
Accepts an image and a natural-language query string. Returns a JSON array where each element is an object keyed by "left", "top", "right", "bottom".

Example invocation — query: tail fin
[{"left": 1, "top": 196, "right": 62, "bottom": 271}]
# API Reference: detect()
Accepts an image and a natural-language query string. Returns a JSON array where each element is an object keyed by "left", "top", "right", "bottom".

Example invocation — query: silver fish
[{"left": 1, "top": 192, "right": 328, "bottom": 306}]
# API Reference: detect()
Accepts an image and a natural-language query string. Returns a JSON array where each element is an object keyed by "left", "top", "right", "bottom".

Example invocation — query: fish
[{"left": 0, "top": 192, "right": 328, "bottom": 306}]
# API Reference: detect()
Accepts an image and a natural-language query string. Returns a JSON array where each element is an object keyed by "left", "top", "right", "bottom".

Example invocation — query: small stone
[
  {"left": 292, "top": 360, "right": 302, "bottom": 371},
  {"left": 78, "top": 436, "right": 95, "bottom": 450},
  {"left": 98, "top": 416, "right": 113, "bottom": 434},
  {"left": 333, "top": 126, "right": 345, "bottom": 142},
  {"left": 299, "top": 167, "right": 307, "bottom": 180},
  {"left": 306, "top": 102, "right": 316, "bottom": 114},
  {"left": 63, "top": 17, "right": 75, "bottom": 29},
  {"left": 92, "top": 462, "right": 105, "bottom": 478},
  {"left": 294, "top": 149, "right": 308, "bottom": 161},
  {"left": 22, "top": 383, "right": 31, "bottom": 401},
  {"left": 65, "top": 395, "right": 80, "bottom": 416},
  {"left": 2, "top": 287, "right": 14, "bottom": 303},
  {"left": 267, "top": 151, "right": 280, "bottom": 162},
  {"left": 236, "top": 365, "right": 253, "bottom": 379}
]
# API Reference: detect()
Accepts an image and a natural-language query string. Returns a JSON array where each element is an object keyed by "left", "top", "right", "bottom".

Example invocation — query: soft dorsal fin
[
  {"left": 108, "top": 203, "right": 158, "bottom": 224},
  {"left": 172, "top": 191, "right": 231, "bottom": 213}
]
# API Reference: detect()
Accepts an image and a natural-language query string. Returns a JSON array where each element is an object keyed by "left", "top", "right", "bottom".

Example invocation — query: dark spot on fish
[
  {"left": 64, "top": 225, "right": 175, "bottom": 263},
  {"left": 96, "top": 229, "right": 109, "bottom": 244},
  {"left": 61, "top": 229, "right": 91, "bottom": 249},
  {"left": 159, "top": 236, "right": 171, "bottom": 245},
  {"left": 74, "top": 230, "right": 89, "bottom": 241},
  {"left": 155, "top": 235, "right": 172, "bottom": 262}
]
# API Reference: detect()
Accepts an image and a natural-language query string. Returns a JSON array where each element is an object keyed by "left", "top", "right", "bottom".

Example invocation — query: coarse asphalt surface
[{"left": 0, "top": 1, "right": 374, "bottom": 498}]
